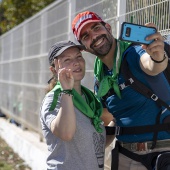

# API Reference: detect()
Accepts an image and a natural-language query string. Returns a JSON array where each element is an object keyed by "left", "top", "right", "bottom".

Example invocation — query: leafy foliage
[{"left": 0, "top": 0, "right": 55, "bottom": 35}]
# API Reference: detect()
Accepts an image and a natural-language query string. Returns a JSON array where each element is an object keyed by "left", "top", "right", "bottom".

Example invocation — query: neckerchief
[
  {"left": 94, "top": 39, "right": 131, "bottom": 98},
  {"left": 49, "top": 83, "right": 103, "bottom": 133}
]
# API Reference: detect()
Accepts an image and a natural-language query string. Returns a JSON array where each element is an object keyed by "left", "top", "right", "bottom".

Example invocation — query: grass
[{"left": 0, "top": 136, "right": 31, "bottom": 170}]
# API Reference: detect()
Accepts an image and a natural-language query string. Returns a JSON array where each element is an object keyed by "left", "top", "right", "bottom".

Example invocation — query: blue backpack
[
  {"left": 105, "top": 43, "right": 170, "bottom": 144},
  {"left": 121, "top": 42, "right": 170, "bottom": 110},
  {"left": 106, "top": 43, "right": 170, "bottom": 170}
]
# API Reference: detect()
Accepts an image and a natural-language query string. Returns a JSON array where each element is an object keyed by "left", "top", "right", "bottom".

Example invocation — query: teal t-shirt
[{"left": 95, "top": 44, "right": 170, "bottom": 143}]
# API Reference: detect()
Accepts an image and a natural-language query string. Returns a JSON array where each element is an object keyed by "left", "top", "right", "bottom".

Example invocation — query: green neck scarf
[
  {"left": 49, "top": 83, "right": 103, "bottom": 133},
  {"left": 94, "top": 39, "right": 131, "bottom": 98}
]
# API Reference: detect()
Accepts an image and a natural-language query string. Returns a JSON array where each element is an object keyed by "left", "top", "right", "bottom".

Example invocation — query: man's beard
[{"left": 90, "top": 34, "right": 113, "bottom": 58}]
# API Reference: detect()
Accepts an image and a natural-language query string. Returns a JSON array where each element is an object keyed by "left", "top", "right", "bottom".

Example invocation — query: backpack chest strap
[{"left": 105, "top": 123, "right": 170, "bottom": 136}]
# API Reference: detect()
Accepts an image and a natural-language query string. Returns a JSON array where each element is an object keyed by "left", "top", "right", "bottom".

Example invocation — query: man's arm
[{"left": 101, "top": 108, "right": 114, "bottom": 126}]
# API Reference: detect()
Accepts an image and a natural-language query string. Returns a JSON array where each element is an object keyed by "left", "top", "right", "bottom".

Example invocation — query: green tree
[{"left": 0, "top": 0, "right": 55, "bottom": 35}]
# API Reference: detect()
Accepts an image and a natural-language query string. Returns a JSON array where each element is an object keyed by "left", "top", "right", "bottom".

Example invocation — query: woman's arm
[
  {"left": 50, "top": 94, "right": 76, "bottom": 141},
  {"left": 101, "top": 108, "right": 114, "bottom": 126},
  {"left": 50, "top": 59, "right": 76, "bottom": 141}
]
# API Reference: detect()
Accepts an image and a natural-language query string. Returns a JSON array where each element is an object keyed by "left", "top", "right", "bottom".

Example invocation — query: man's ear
[{"left": 105, "top": 23, "right": 112, "bottom": 33}]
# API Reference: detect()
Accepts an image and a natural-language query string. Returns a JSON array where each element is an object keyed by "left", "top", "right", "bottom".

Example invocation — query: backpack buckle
[
  {"left": 151, "top": 94, "right": 158, "bottom": 101},
  {"left": 115, "top": 126, "right": 120, "bottom": 135}
]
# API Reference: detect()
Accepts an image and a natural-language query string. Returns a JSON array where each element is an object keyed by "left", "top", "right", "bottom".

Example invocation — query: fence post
[
  {"left": 68, "top": 0, "right": 77, "bottom": 43},
  {"left": 116, "top": 0, "right": 126, "bottom": 39}
]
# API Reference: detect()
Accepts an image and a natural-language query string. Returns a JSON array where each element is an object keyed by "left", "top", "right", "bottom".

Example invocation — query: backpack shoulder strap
[{"left": 164, "top": 42, "right": 170, "bottom": 84}]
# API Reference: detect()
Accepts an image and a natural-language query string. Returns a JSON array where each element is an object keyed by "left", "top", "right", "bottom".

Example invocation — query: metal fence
[{"left": 0, "top": 0, "right": 169, "bottom": 137}]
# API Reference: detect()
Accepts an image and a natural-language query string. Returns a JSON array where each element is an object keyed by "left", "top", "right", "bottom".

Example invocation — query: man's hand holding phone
[
  {"left": 119, "top": 22, "right": 165, "bottom": 63},
  {"left": 142, "top": 23, "right": 164, "bottom": 62}
]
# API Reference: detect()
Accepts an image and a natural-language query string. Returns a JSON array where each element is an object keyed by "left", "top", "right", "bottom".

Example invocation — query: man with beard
[{"left": 72, "top": 11, "right": 170, "bottom": 170}]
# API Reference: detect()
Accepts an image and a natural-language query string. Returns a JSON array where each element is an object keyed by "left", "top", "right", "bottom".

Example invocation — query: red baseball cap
[{"left": 72, "top": 11, "right": 104, "bottom": 40}]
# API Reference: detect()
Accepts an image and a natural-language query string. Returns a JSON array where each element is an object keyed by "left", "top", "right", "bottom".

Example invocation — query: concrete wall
[{"left": 0, "top": 118, "right": 48, "bottom": 170}]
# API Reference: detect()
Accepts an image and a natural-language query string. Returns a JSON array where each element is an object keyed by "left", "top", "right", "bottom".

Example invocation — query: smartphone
[{"left": 119, "top": 22, "right": 157, "bottom": 44}]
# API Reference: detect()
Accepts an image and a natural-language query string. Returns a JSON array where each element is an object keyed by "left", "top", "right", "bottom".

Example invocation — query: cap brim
[{"left": 54, "top": 44, "right": 85, "bottom": 58}]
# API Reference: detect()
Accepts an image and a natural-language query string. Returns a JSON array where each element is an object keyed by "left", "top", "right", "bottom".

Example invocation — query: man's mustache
[{"left": 90, "top": 34, "right": 107, "bottom": 49}]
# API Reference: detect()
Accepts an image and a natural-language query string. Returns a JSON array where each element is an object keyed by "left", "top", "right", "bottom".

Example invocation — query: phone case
[{"left": 119, "top": 22, "right": 157, "bottom": 44}]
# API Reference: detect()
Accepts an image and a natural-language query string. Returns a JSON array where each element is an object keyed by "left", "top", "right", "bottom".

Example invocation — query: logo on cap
[
  {"left": 75, "top": 14, "right": 93, "bottom": 31},
  {"left": 72, "top": 11, "right": 103, "bottom": 40}
]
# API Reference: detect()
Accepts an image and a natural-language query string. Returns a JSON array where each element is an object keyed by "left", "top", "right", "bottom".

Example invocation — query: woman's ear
[
  {"left": 105, "top": 23, "right": 112, "bottom": 33},
  {"left": 49, "top": 66, "right": 56, "bottom": 74}
]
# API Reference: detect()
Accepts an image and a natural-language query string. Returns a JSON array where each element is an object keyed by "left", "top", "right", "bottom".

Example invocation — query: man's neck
[{"left": 100, "top": 39, "right": 116, "bottom": 70}]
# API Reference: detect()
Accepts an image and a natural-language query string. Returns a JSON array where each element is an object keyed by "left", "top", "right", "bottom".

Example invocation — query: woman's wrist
[{"left": 60, "top": 89, "right": 73, "bottom": 96}]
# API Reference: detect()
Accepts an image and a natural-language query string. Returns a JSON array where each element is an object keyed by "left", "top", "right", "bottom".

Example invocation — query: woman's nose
[{"left": 73, "top": 58, "right": 80, "bottom": 66}]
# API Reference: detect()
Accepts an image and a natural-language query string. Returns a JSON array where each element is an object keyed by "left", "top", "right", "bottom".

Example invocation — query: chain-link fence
[{"left": 0, "top": 0, "right": 169, "bottom": 137}]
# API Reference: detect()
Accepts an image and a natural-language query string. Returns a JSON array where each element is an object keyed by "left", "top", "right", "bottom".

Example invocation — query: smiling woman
[{"left": 39, "top": 40, "right": 112, "bottom": 170}]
